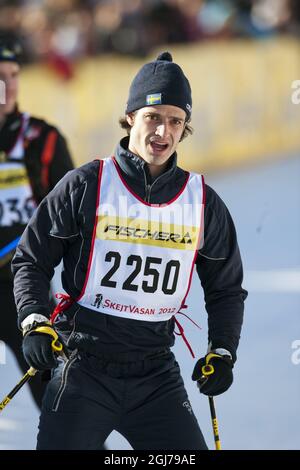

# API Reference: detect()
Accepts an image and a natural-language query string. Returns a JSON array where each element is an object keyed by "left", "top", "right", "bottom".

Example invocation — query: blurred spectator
[
  {"left": 196, "top": 0, "right": 235, "bottom": 39},
  {"left": 284, "top": 0, "right": 300, "bottom": 35},
  {"left": 232, "top": 0, "right": 292, "bottom": 38},
  {"left": 0, "top": 0, "right": 299, "bottom": 74}
]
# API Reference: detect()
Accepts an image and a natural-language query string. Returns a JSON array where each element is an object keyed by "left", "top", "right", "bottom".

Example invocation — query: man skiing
[{"left": 12, "top": 51, "right": 247, "bottom": 449}]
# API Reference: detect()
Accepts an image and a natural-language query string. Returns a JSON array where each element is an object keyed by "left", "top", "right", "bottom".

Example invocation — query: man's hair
[{"left": 119, "top": 113, "right": 193, "bottom": 142}]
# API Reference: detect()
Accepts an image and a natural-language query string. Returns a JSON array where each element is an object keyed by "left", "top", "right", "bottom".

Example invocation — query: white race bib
[{"left": 77, "top": 157, "right": 205, "bottom": 322}]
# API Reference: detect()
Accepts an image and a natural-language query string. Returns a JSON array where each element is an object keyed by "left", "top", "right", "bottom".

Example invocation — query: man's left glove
[
  {"left": 192, "top": 349, "right": 234, "bottom": 396},
  {"left": 22, "top": 321, "right": 64, "bottom": 371}
]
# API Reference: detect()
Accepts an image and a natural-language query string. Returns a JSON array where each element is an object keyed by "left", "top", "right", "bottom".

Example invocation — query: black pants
[
  {"left": 37, "top": 350, "right": 208, "bottom": 450},
  {"left": 1, "top": 280, "right": 46, "bottom": 409}
]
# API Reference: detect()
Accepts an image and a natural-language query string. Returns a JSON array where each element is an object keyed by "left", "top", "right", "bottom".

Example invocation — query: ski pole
[
  {"left": 201, "top": 362, "right": 221, "bottom": 450},
  {"left": 0, "top": 367, "right": 37, "bottom": 412},
  {"left": 208, "top": 395, "right": 221, "bottom": 450},
  {"left": 0, "top": 326, "right": 66, "bottom": 413}
]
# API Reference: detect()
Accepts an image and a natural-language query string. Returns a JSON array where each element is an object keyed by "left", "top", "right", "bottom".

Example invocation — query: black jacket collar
[{"left": 0, "top": 107, "right": 22, "bottom": 152}]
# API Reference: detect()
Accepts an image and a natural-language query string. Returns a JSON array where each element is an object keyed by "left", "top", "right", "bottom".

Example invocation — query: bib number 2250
[{"left": 100, "top": 251, "right": 180, "bottom": 295}]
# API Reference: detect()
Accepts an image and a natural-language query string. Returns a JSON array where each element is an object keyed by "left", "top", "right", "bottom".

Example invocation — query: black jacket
[
  {"left": 12, "top": 137, "right": 247, "bottom": 362},
  {"left": 0, "top": 108, "right": 74, "bottom": 280}
]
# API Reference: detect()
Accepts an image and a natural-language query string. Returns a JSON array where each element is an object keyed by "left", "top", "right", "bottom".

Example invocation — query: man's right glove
[
  {"left": 22, "top": 321, "right": 63, "bottom": 370},
  {"left": 192, "top": 349, "right": 234, "bottom": 396}
]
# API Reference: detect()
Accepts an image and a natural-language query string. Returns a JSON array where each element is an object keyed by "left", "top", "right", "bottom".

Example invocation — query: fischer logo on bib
[{"left": 77, "top": 157, "right": 205, "bottom": 322}]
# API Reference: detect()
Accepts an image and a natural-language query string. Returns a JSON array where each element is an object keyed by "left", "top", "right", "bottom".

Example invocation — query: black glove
[
  {"left": 22, "top": 322, "right": 62, "bottom": 370},
  {"left": 192, "top": 350, "right": 233, "bottom": 396}
]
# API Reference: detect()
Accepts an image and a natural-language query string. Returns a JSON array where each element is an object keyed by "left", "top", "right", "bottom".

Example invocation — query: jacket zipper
[
  {"left": 145, "top": 184, "right": 151, "bottom": 203},
  {"left": 143, "top": 170, "right": 166, "bottom": 203},
  {"left": 51, "top": 353, "right": 78, "bottom": 412}
]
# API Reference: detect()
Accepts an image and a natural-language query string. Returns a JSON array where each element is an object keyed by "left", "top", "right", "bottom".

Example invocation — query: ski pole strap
[
  {"left": 202, "top": 364, "right": 214, "bottom": 376},
  {"left": 201, "top": 352, "right": 221, "bottom": 376},
  {"left": 34, "top": 325, "right": 63, "bottom": 352}
]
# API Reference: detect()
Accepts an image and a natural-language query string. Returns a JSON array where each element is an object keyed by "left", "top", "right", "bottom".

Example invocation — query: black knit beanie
[{"left": 126, "top": 52, "right": 192, "bottom": 120}]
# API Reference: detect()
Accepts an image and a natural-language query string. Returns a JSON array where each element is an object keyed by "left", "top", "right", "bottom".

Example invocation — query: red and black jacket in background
[{"left": 0, "top": 108, "right": 74, "bottom": 280}]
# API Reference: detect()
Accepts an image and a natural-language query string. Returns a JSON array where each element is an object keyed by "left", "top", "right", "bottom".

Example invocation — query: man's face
[
  {"left": 0, "top": 61, "right": 19, "bottom": 116},
  {"left": 127, "top": 105, "right": 186, "bottom": 171}
]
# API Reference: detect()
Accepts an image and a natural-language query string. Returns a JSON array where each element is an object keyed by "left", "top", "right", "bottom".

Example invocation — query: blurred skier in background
[{"left": 0, "top": 36, "right": 73, "bottom": 409}]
